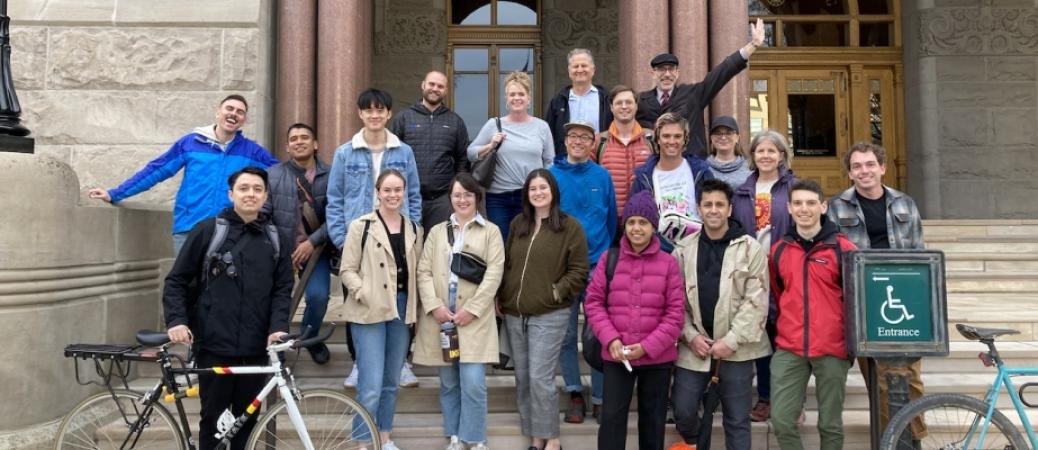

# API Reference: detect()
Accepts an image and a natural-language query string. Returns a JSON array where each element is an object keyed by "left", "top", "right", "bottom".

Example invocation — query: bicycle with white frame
[{"left": 56, "top": 324, "right": 380, "bottom": 450}]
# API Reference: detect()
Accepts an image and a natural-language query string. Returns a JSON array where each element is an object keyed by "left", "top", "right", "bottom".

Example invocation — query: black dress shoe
[{"left": 308, "top": 343, "right": 330, "bottom": 364}]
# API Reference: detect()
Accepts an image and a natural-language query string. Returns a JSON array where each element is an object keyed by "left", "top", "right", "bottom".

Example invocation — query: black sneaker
[{"left": 307, "top": 343, "right": 330, "bottom": 365}]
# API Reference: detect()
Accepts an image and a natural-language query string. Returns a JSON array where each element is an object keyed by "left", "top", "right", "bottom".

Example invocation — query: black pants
[
  {"left": 598, "top": 361, "right": 673, "bottom": 450},
  {"left": 197, "top": 351, "right": 268, "bottom": 450}
]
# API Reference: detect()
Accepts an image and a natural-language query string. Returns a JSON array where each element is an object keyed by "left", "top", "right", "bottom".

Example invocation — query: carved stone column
[
  {"left": 0, "top": 0, "right": 30, "bottom": 139},
  {"left": 671, "top": 0, "right": 708, "bottom": 85},
  {"left": 619, "top": 0, "right": 668, "bottom": 91},
  {"left": 317, "top": 0, "right": 371, "bottom": 162},
  {"left": 709, "top": 0, "right": 749, "bottom": 141},
  {"left": 275, "top": 0, "right": 317, "bottom": 161}
]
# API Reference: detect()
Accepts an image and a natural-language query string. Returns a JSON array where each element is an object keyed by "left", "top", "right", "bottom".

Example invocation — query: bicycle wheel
[
  {"left": 55, "top": 389, "right": 186, "bottom": 450},
  {"left": 880, "top": 393, "right": 1029, "bottom": 450},
  {"left": 246, "top": 389, "right": 380, "bottom": 450}
]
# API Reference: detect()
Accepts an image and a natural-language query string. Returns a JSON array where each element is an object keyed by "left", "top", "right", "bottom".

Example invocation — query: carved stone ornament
[
  {"left": 920, "top": 6, "right": 1038, "bottom": 56},
  {"left": 376, "top": 12, "right": 446, "bottom": 55},
  {"left": 542, "top": 8, "right": 619, "bottom": 55}
]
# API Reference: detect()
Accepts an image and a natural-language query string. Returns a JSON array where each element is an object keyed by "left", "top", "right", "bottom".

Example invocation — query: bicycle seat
[
  {"left": 956, "top": 323, "right": 1020, "bottom": 341},
  {"left": 137, "top": 330, "right": 172, "bottom": 346}
]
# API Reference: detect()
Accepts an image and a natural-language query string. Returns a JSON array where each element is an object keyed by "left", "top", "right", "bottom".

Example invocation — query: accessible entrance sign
[{"left": 844, "top": 250, "right": 949, "bottom": 357}]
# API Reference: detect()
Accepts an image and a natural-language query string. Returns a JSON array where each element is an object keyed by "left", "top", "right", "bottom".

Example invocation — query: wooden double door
[{"left": 749, "top": 65, "right": 904, "bottom": 194}]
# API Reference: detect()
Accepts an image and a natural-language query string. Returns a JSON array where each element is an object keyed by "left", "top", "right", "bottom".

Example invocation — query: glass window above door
[
  {"left": 451, "top": 0, "right": 538, "bottom": 26},
  {"left": 748, "top": 0, "right": 897, "bottom": 47}
]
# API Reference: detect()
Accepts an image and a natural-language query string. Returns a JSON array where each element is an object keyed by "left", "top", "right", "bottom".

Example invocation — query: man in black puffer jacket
[
  {"left": 544, "top": 48, "right": 612, "bottom": 157},
  {"left": 390, "top": 70, "right": 470, "bottom": 230},
  {"left": 164, "top": 167, "right": 293, "bottom": 450}
]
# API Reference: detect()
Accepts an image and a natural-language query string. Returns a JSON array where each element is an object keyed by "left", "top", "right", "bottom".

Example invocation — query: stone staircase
[{"left": 125, "top": 220, "right": 1038, "bottom": 449}]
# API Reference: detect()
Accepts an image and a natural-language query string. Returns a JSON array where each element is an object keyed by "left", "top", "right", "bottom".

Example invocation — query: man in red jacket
[{"left": 769, "top": 179, "right": 857, "bottom": 450}]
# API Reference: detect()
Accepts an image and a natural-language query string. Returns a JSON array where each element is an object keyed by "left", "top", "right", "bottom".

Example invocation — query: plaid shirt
[{"left": 827, "top": 186, "right": 924, "bottom": 249}]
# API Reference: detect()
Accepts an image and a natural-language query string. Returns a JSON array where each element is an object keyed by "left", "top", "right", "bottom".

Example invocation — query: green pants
[{"left": 770, "top": 350, "right": 851, "bottom": 450}]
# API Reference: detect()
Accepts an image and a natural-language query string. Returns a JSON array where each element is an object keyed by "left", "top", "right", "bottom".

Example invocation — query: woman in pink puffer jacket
[{"left": 584, "top": 190, "right": 686, "bottom": 450}]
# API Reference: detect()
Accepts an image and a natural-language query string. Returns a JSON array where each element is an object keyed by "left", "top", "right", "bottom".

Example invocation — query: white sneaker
[
  {"left": 343, "top": 364, "right": 359, "bottom": 388},
  {"left": 382, "top": 441, "right": 402, "bottom": 450},
  {"left": 445, "top": 436, "right": 464, "bottom": 450},
  {"left": 399, "top": 362, "right": 419, "bottom": 388},
  {"left": 469, "top": 442, "right": 489, "bottom": 450}
]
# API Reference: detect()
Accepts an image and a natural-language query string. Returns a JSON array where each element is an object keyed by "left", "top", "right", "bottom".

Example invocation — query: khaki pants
[{"left": 858, "top": 357, "right": 928, "bottom": 439}]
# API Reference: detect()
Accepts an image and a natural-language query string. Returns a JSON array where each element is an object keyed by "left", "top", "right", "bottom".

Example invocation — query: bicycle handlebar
[{"left": 291, "top": 324, "right": 336, "bottom": 350}]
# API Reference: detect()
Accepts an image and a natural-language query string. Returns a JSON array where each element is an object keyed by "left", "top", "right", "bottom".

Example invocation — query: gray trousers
[
  {"left": 504, "top": 308, "right": 569, "bottom": 438},
  {"left": 671, "top": 361, "right": 755, "bottom": 450}
]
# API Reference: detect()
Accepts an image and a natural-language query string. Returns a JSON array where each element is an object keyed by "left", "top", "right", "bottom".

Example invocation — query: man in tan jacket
[{"left": 670, "top": 179, "right": 771, "bottom": 450}]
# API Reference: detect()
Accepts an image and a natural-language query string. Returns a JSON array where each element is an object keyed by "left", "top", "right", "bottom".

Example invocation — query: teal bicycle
[{"left": 880, "top": 323, "right": 1038, "bottom": 449}]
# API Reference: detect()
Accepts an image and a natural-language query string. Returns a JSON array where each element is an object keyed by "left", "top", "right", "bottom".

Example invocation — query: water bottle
[{"left": 440, "top": 322, "right": 460, "bottom": 362}]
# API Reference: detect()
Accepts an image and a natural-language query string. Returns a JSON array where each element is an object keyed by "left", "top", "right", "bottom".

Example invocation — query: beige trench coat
[
  {"left": 337, "top": 212, "right": 422, "bottom": 325},
  {"left": 673, "top": 232, "right": 772, "bottom": 372},
  {"left": 413, "top": 218, "right": 505, "bottom": 366}
]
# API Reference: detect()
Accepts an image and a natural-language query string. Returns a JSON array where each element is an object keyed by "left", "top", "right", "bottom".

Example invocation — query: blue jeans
[
  {"left": 299, "top": 253, "right": 331, "bottom": 338},
  {"left": 485, "top": 189, "right": 523, "bottom": 240},
  {"left": 351, "top": 292, "right": 410, "bottom": 435},
  {"left": 560, "top": 268, "right": 603, "bottom": 404},
  {"left": 439, "top": 362, "right": 488, "bottom": 443},
  {"left": 172, "top": 232, "right": 189, "bottom": 256}
]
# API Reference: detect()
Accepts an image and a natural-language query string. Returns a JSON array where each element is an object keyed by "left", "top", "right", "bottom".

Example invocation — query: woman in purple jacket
[
  {"left": 730, "top": 128, "right": 797, "bottom": 423},
  {"left": 584, "top": 191, "right": 686, "bottom": 450}
]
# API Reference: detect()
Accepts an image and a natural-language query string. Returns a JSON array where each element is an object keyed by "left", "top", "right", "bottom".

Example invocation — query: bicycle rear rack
[{"left": 63, "top": 343, "right": 140, "bottom": 389}]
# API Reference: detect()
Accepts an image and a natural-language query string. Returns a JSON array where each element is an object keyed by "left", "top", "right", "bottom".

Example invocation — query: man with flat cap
[{"left": 637, "top": 19, "right": 766, "bottom": 158}]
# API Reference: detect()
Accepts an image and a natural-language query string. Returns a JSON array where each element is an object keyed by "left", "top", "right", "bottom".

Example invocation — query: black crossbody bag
[{"left": 446, "top": 223, "right": 487, "bottom": 284}]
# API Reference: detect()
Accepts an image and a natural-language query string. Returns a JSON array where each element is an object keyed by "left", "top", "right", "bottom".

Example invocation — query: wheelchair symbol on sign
[{"left": 881, "top": 285, "right": 915, "bottom": 325}]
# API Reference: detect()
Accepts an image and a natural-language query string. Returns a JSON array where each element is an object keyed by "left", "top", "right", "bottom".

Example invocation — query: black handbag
[
  {"left": 446, "top": 223, "right": 487, "bottom": 284},
  {"left": 471, "top": 117, "right": 502, "bottom": 190},
  {"left": 582, "top": 247, "right": 619, "bottom": 372}
]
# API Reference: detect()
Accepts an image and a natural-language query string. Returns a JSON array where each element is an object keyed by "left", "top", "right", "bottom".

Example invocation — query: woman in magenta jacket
[{"left": 584, "top": 190, "right": 686, "bottom": 450}]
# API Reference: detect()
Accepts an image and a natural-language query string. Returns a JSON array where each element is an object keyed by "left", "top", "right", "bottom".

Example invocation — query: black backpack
[{"left": 202, "top": 217, "right": 280, "bottom": 279}]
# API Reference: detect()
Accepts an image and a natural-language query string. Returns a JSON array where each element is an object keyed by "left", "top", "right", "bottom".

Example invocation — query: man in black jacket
[
  {"left": 165, "top": 167, "right": 293, "bottom": 450},
  {"left": 264, "top": 123, "right": 332, "bottom": 364},
  {"left": 636, "top": 19, "right": 766, "bottom": 158},
  {"left": 545, "top": 48, "right": 613, "bottom": 157},
  {"left": 390, "top": 70, "right": 470, "bottom": 230}
]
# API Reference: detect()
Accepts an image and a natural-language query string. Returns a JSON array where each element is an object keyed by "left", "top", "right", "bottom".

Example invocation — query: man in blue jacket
[
  {"left": 88, "top": 95, "right": 278, "bottom": 254},
  {"left": 549, "top": 120, "right": 616, "bottom": 423}
]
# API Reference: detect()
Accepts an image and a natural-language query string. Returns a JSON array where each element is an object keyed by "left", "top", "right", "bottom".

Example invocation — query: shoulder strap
[
  {"left": 446, "top": 221, "right": 454, "bottom": 246},
  {"left": 495, "top": 116, "right": 502, "bottom": 133},
  {"left": 771, "top": 240, "right": 788, "bottom": 294},
  {"left": 595, "top": 131, "right": 609, "bottom": 162},
  {"left": 360, "top": 219, "right": 372, "bottom": 254},
  {"left": 203, "top": 218, "right": 230, "bottom": 275},
  {"left": 825, "top": 234, "right": 844, "bottom": 282},
  {"left": 264, "top": 223, "right": 280, "bottom": 261}
]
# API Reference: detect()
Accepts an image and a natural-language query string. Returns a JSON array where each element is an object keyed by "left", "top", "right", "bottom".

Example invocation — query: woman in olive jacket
[
  {"left": 498, "top": 168, "right": 589, "bottom": 450},
  {"left": 414, "top": 173, "right": 506, "bottom": 449},
  {"left": 339, "top": 169, "right": 423, "bottom": 448}
]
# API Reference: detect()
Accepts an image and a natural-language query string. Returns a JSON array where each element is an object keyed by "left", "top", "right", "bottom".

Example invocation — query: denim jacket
[
  {"left": 827, "top": 185, "right": 924, "bottom": 249},
  {"left": 327, "top": 130, "right": 423, "bottom": 249}
]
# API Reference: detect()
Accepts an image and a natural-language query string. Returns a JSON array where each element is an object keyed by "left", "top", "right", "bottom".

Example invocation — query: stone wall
[
  {"left": 541, "top": 0, "right": 620, "bottom": 109},
  {"left": 0, "top": 152, "right": 171, "bottom": 449},
  {"left": 10, "top": 0, "right": 276, "bottom": 211},
  {"left": 904, "top": 0, "right": 1038, "bottom": 219}
]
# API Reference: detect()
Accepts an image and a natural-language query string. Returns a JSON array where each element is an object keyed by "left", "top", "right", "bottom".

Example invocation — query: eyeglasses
[
  {"left": 451, "top": 192, "right": 476, "bottom": 200},
  {"left": 711, "top": 131, "right": 737, "bottom": 138},
  {"left": 566, "top": 134, "right": 594, "bottom": 143},
  {"left": 654, "top": 66, "right": 678, "bottom": 74}
]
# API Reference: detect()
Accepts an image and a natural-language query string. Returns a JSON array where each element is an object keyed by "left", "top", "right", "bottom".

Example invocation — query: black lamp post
[{"left": 0, "top": 0, "right": 30, "bottom": 138}]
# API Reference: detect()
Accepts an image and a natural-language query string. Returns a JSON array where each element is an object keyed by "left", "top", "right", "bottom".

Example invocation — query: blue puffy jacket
[{"left": 108, "top": 127, "right": 277, "bottom": 234}]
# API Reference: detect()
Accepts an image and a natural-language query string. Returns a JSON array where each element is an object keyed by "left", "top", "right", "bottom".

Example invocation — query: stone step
[
  {"left": 921, "top": 219, "right": 1038, "bottom": 238},
  {"left": 127, "top": 366, "right": 1035, "bottom": 417},
  {"left": 944, "top": 252, "right": 1038, "bottom": 272},
  {"left": 945, "top": 272, "right": 1038, "bottom": 294},
  {"left": 926, "top": 240, "right": 1038, "bottom": 254},
  {"left": 92, "top": 405, "right": 1038, "bottom": 450}
]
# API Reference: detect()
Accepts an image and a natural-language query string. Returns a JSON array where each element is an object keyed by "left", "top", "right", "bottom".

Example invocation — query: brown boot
[
  {"left": 564, "top": 393, "right": 586, "bottom": 424},
  {"left": 749, "top": 399, "right": 771, "bottom": 422}
]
